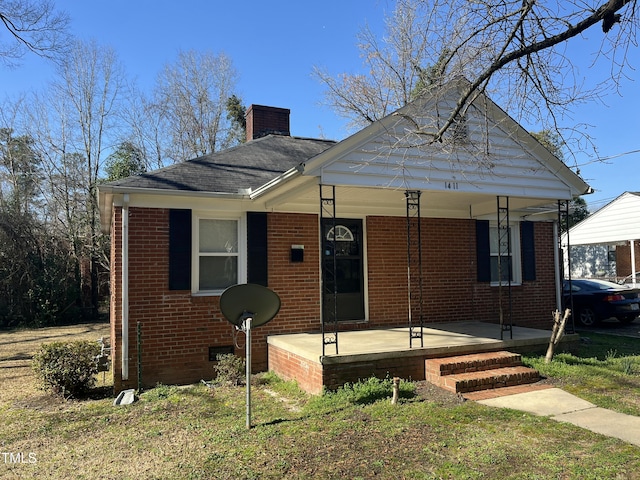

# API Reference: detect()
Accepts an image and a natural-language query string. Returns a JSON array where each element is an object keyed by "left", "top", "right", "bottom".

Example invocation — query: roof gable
[
  {"left": 303, "top": 78, "right": 589, "bottom": 201},
  {"left": 567, "top": 192, "right": 640, "bottom": 245}
]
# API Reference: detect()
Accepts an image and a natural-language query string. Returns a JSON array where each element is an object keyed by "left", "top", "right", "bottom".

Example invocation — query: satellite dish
[
  {"left": 219, "top": 283, "right": 281, "bottom": 429},
  {"left": 220, "top": 283, "right": 281, "bottom": 328}
]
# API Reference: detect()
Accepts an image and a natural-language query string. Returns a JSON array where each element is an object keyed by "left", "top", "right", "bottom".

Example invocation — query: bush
[
  {"left": 213, "top": 353, "right": 246, "bottom": 386},
  {"left": 32, "top": 340, "right": 102, "bottom": 398}
]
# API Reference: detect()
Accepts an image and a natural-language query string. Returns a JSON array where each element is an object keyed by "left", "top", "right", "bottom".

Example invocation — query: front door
[{"left": 322, "top": 218, "right": 365, "bottom": 321}]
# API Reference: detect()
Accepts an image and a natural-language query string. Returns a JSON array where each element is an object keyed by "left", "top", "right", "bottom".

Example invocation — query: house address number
[{"left": 445, "top": 181, "right": 459, "bottom": 190}]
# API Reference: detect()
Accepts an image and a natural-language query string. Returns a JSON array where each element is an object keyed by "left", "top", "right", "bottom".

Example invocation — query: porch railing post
[
  {"left": 320, "top": 184, "right": 338, "bottom": 355},
  {"left": 558, "top": 200, "right": 575, "bottom": 334},
  {"left": 497, "top": 196, "right": 513, "bottom": 340},
  {"left": 406, "top": 190, "right": 424, "bottom": 348}
]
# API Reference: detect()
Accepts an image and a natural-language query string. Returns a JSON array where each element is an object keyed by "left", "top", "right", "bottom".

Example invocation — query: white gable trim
[{"left": 303, "top": 78, "right": 590, "bottom": 202}]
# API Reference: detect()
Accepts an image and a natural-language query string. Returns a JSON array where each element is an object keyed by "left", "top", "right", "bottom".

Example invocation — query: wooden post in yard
[{"left": 546, "top": 309, "right": 571, "bottom": 363}]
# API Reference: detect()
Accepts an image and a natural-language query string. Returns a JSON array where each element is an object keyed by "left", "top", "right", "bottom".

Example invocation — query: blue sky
[{"left": 2, "top": 1, "right": 638, "bottom": 211}]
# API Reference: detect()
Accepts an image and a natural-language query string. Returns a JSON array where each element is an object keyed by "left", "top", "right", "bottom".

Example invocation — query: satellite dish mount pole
[
  {"left": 241, "top": 311, "right": 254, "bottom": 429},
  {"left": 219, "top": 283, "right": 281, "bottom": 429}
]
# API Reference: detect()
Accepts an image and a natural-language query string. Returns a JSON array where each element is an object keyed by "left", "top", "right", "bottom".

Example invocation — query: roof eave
[
  {"left": 250, "top": 165, "right": 304, "bottom": 199},
  {"left": 97, "top": 184, "right": 251, "bottom": 234}
]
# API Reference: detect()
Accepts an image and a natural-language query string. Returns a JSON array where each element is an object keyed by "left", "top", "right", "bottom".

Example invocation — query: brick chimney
[{"left": 245, "top": 105, "right": 290, "bottom": 142}]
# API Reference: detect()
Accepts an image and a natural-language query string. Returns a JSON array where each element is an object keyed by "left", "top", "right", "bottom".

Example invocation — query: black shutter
[
  {"left": 247, "top": 212, "right": 268, "bottom": 286},
  {"left": 169, "top": 209, "right": 192, "bottom": 290},
  {"left": 521, "top": 221, "right": 536, "bottom": 281},
  {"left": 476, "top": 220, "right": 491, "bottom": 282}
]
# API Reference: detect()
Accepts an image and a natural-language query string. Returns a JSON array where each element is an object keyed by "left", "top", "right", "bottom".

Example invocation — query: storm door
[{"left": 322, "top": 218, "right": 365, "bottom": 321}]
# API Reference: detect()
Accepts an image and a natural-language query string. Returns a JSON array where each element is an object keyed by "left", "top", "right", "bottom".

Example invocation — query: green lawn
[
  {"left": 525, "top": 331, "right": 640, "bottom": 416},
  {"left": 2, "top": 323, "right": 640, "bottom": 479}
]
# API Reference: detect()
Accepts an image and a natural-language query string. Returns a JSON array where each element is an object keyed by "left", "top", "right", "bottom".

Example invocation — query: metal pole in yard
[
  {"left": 137, "top": 322, "right": 142, "bottom": 392},
  {"left": 245, "top": 316, "right": 252, "bottom": 429}
]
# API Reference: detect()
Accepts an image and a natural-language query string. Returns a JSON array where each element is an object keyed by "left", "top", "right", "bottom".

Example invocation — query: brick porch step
[{"left": 425, "top": 351, "right": 541, "bottom": 394}]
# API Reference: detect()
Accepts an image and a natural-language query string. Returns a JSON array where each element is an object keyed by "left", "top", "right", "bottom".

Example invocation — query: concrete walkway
[{"left": 477, "top": 387, "right": 640, "bottom": 447}]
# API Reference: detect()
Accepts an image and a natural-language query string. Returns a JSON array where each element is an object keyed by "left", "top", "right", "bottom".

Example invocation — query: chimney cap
[{"left": 245, "top": 104, "right": 291, "bottom": 115}]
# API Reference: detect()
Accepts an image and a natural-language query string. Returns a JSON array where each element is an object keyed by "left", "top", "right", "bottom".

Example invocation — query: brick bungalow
[{"left": 98, "top": 79, "right": 591, "bottom": 393}]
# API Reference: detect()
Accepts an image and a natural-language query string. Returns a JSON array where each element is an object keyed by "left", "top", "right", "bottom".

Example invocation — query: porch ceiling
[{"left": 252, "top": 175, "right": 559, "bottom": 220}]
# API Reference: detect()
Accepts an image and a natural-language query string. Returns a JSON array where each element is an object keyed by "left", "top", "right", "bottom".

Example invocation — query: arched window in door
[{"left": 326, "top": 225, "right": 354, "bottom": 242}]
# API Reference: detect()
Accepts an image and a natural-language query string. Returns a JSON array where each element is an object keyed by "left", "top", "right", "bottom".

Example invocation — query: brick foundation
[{"left": 268, "top": 344, "right": 324, "bottom": 394}]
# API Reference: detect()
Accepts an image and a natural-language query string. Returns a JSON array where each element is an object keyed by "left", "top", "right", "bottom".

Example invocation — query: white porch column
[{"left": 631, "top": 239, "right": 637, "bottom": 287}]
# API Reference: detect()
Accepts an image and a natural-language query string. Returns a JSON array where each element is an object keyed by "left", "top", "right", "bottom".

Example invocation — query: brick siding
[
  {"left": 367, "top": 216, "right": 556, "bottom": 329},
  {"left": 110, "top": 208, "right": 557, "bottom": 392},
  {"left": 111, "top": 207, "right": 232, "bottom": 392},
  {"left": 616, "top": 243, "right": 640, "bottom": 278}
]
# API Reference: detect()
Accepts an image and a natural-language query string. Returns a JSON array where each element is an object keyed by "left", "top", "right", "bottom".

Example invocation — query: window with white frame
[
  {"left": 195, "top": 216, "right": 245, "bottom": 293},
  {"left": 489, "top": 224, "right": 521, "bottom": 284}
]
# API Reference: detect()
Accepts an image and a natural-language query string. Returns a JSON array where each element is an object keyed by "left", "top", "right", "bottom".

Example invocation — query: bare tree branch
[
  {"left": 438, "top": 0, "right": 636, "bottom": 144},
  {"left": 153, "top": 50, "right": 239, "bottom": 161},
  {"left": 316, "top": 0, "right": 638, "bottom": 162},
  {"left": 0, "top": 0, "right": 71, "bottom": 67}
]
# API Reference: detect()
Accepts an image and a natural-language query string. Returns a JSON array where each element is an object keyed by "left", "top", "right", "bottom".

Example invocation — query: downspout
[{"left": 122, "top": 194, "right": 130, "bottom": 381}]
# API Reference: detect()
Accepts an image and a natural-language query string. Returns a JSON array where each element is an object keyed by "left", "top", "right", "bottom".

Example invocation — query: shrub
[
  {"left": 213, "top": 353, "right": 246, "bottom": 386},
  {"left": 32, "top": 340, "right": 102, "bottom": 398}
]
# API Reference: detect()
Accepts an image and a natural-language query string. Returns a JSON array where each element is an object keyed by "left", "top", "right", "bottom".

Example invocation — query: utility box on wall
[{"left": 290, "top": 245, "right": 304, "bottom": 262}]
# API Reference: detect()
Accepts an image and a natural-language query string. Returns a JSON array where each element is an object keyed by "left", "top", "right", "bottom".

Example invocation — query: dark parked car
[{"left": 563, "top": 279, "right": 640, "bottom": 327}]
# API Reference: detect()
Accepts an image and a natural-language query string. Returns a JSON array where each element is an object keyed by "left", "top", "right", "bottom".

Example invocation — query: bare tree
[
  {"left": 314, "top": 0, "right": 436, "bottom": 130},
  {"left": 57, "top": 40, "right": 125, "bottom": 316},
  {"left": 119, "top": 83, "right": 167, "bottom": 170},
  {"left": 153, "top": 50, "right": 239, "bottom": 161},
  {"left": 316, "top": 0, "right": 637, "bottom": 160},
  {"left": 27, "top": 90, "right": 84, "bottom": 242},
  {"left": 0, "top": 0, "right": 71, "bottom": 66},
  {"left": 24, "top": 40, "right": 126, "bottom": 317}
]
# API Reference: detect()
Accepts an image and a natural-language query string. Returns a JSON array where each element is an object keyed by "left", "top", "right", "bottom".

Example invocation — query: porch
[{"left": 267, "top": 321, "right": 579, "bottom": 394}]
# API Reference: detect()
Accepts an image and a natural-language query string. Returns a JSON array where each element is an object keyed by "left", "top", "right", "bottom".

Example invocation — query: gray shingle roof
[{"left": 107, "top": 135, "right": 335, "bottom": 194}]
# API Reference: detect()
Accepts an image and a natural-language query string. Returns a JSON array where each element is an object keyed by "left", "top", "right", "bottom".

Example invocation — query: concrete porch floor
[
  {"left": 268, "top": 321, "right": 576, "bottom": 364},
  {"left": 266, "top": 322, "right": 579, "bottom": 393}
]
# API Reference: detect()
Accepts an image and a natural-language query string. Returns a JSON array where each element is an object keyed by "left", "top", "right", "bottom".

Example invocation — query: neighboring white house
[{"left": 563, "top": 192, "right": 640, "bottom": 286}]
